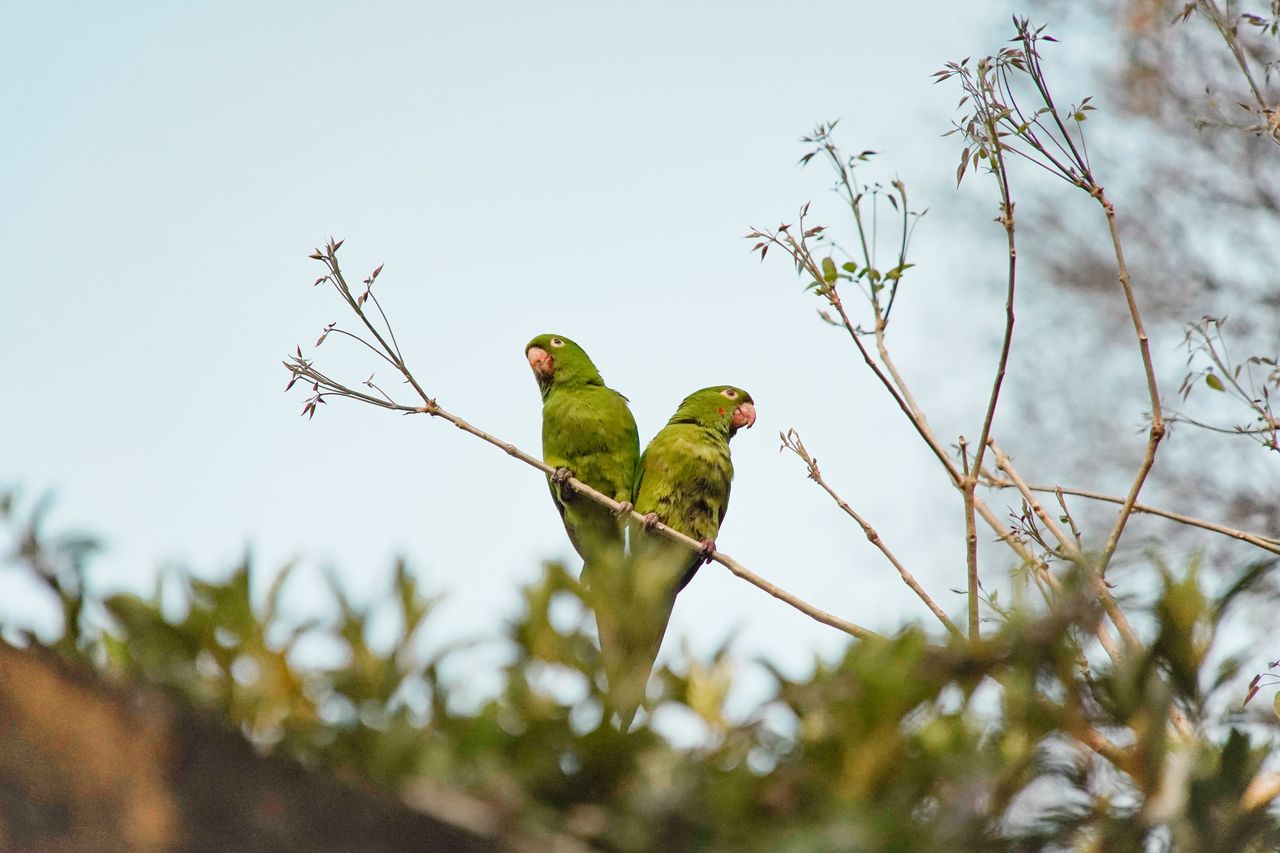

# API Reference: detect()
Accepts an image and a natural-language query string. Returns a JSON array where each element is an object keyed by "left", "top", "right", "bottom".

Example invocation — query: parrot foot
[
  {"left": 612, "top": 500, "right": 633, "bottom": 519},
  {"left": 641, "top": 512, "right": 662, "bottom": 531},
  {"left": 697, "top": 539, "right": 717, "bottom": 563},
  {"left": 551, "top": 467, "right": 575, "bottom": 501}
]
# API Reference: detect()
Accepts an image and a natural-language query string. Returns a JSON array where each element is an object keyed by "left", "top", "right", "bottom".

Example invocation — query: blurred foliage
[{"left": 2, "top": 489, "right": 1278, "bottom": 851}]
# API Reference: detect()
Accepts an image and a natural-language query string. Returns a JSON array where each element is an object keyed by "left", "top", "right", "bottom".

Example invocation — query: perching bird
[
  {"left": 525, "top": 334, "right": 639, "bottom": 702},
  {"left": 616, "top": 385, "right": 757, "bottom": 725}
]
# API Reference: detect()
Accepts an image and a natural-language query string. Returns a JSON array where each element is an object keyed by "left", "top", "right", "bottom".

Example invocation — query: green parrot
[
  {"left": 525, "top": 333, "right": 640, "bottom": 705},
  {"left": 616, "top": 385, "right": 757, "bottom": 725}
]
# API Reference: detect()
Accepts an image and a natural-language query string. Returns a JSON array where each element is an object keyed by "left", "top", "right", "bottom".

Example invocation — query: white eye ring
[
  {"left": 550, "top": 338, "right": 565, "bottom": 348},
  {"left": 721, "top": 388, "right": 738, "bottom": 399}
]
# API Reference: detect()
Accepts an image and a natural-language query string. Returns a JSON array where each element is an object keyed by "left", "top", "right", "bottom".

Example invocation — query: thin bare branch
[
  {"left": 1093, "top": 190, "right": 1166, "bottom": 575},
  {"left": 960, "top": 436, "right": 980, "bottom": 639},
  {"left": 1198, "top": 0, "right": 1272, "bottom": 118},
  {"left": 989, "top": 441, "right": 1074, "bottom": 554},
  {"left": 1054, "top": 488, "right": 1084, "bottom": 550},
  {"left": 969, "top": 127, "right": 1018, "bottom": 496},
  {"left": 782, "top": 430, "right": 963, "bottom": 639},
  {"left": 983, "top": 480, "right": 1280, "bottom": 556},
  {"left": 988, "top": 439, "right": 1139, "bottom": 660},
  {"left": 328, "top": 328, "right": 401, "bottom": 368},
  {"left": 962, "top": 88, "right": 1022, "bottom": 640}
]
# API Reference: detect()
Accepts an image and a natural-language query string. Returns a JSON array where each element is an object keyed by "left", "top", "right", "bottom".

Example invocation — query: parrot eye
[
  {"left": 550, "top": 338, "right": 565, "bottom": 348},
  {"left": 721, "top": 388, "right": 738, "bottom": 399}
]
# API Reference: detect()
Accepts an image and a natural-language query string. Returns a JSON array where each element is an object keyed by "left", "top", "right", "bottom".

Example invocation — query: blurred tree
[
  {"left": 3, "top": 482, "right": 1279, "bottom": 850},
  {"left": 1004, "top": 0, "right": 1280, "bottom": 541}
]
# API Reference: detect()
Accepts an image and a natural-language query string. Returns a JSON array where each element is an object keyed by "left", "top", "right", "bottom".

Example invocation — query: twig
[
  {"left": 1197, "top": 0, "right": 1272, "bottom": 120},
  {"left": 1178, "top": 317, "right": 1280, "bottom": 449},
  {"left": 748, "top": 220, "right": 965, "bottom": 489},
  {"left": 749, "top": 209, "right": 1047, "bottom": 590},
  {"left": 970, "top": 56, "right": 1021, "bottom": 477},
  {"left": 990, "top": 441, "right": 1075, "bottom": 554},
  {"left": 781, "top": 430, "right": 963, "bottom": 639},
  {"left": 960, "top": 436, "right": 979, "bottom": 639},
  {"left": 1167, "top": 411, "right": 1279, "bottom": 438},
  {"left": 972, "top": 496, "right": 1040, "bottom": 565},
  {"left": 287, "top": 240, "right": 881, "bottom": 642},
  {"left": 1054, "top": 488, "right": 1084, "bottom": 550},
  {"left": 1092, "top": 188, "right": 1166, "bottom": 577},
  {"left": 982, "top": 477, "right": 1280, "bottom": 556},
  {"left": 988, "top": 439, "right": 1136, "bottom": 661},
  {"left": 992, "top": 447, "right": 1125, "bottom": 664},
  {"left": 964, "top": 88, "right": 1021, "bottom": 639},
  {"left": 988, "top": 448, "right": 1200, "bottom": 749}
]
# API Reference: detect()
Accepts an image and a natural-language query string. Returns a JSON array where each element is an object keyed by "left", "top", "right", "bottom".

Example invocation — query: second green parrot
[{"left": 616, "top": 385, "right": 757, "bottom": 725}]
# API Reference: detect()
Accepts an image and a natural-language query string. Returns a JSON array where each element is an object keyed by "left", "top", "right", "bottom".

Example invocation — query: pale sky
[{"left": 2, "top": 3, "right": 1044, "bottom": 714}]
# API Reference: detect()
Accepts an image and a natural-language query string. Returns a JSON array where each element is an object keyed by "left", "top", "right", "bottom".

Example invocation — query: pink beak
[
  {"left": 527, "top": 346, "right": 555, "bottom": 381},
  {"left": 732, "top": 402, "right": 756, "bottom": 430}
]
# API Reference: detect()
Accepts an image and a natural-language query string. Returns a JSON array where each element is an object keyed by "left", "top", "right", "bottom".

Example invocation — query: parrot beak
[
  {"left": 526, "top": 346, "right": 555, "bottom": 381},
  {"left": 731, "top": 402, "right": 756, "bottom": 431}
]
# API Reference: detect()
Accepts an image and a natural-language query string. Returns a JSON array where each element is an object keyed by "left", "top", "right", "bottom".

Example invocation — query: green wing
[{"left": 542, "top": 383, "right": 639, "bottom": 574}]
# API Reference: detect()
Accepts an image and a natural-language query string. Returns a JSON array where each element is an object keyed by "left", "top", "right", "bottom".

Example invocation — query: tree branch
[
  {"left": 965, "top": 86, "right": 1021, "bottom": 639},
  {"left": 981, "top": 477, "right": 1280, "bottom": 556},
  {"left": 747, "top": 220, "right": 964, "bottom": 489},
  {"left": 1092, "top": 190, "right": 1166, "bottom": 577},
  {"left": 960, "top": 436, "right": 980, "bottom": 639},
  {"left": 781, "top": 430, "right": 963, "bottom": 639},
  {"left": 988, "top": 439, "right": 1136, "bottom": 661},
  {"left": 1197, "top": 0, "right": 1273, "bottom": 123}
]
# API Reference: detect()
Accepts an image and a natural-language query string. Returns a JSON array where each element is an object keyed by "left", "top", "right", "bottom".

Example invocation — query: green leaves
[
  {"left": 753, "top": 128, "right": 923, "bottom": 336},
  {"left": 941, "top": 18, "right": 1102, "bottom": 194},
  {"left": 8, "top": 517, "right": 1280, "bottom": 850},
  {"left": 1178, "top": 316, "right": 1280, "bottom": 450}
]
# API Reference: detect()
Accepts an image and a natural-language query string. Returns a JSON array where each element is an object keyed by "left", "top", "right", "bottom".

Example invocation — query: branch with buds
[{"left": 1176, "top": 316, "right": 1280, "bottom": 452}]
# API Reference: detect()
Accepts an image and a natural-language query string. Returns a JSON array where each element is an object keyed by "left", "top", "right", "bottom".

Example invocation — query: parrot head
[
  {"left": 670, "top": 386, "right": 757, "bottom": 438},
  {"left": 525, "top": 333, "right": 604, "bottom": 394}
]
